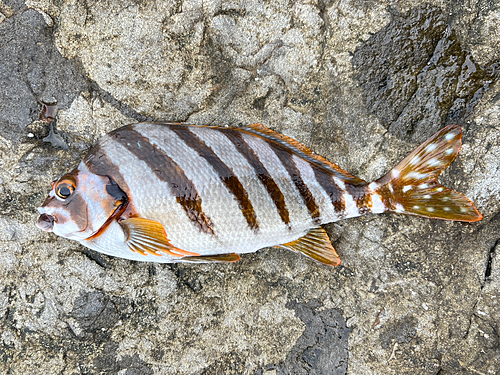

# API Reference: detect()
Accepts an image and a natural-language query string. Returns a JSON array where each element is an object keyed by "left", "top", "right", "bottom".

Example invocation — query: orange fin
[
  {"left": 120, "top": 217, "right": 200, "bottom": 257},
  {"left": 180, "top": 253, "right": 242, "bottom": 263},
  {"left": 279, "top": 227, "right": 341, "bottom": 266},
  {"left": 373, "top": 125, "right": 482, "bottom": 222},
  {"left": 239, "top": 124, "right": 366, "bottom": 185}
]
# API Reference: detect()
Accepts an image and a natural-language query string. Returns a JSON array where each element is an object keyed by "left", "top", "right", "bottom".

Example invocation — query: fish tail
[{"left": 368, "top": 125, "right": 482, "bottom": 222}]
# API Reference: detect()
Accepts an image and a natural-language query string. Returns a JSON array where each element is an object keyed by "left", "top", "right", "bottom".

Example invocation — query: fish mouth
[{"left": 37, "top": 213, "right": 55, "bottom": 232}]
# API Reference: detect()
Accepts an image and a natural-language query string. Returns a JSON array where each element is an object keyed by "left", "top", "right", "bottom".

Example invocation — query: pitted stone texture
[{"left": 0, "top": 1, "right": 499, "bottom": 375}]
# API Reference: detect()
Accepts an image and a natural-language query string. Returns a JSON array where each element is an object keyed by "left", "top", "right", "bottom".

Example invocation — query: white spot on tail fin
[
  {"left": 407, "top": 171, "right": 427, "bottom": 180},
  {"left": 413, "top": 205, "right": 420, "bottom": 210},
  {"left": 436, "top": 187, "right": 443, "bottom": 192},
  {"left": 427, "top": 207, "right": 435, "bottom": 212},
  {"left": 410, "top": 155, "right": 421, "bottom": 165},
  {"left": 427, "top": 158, "right": 441, "bottom": 167},
  {"left": 423, "top": 195, "right": 431, "bottom": 199},
  {"left": 391, "top": 169, "right": 400, "bottom": 179},
  {"left": 426, "top": 144, "right": 437, "bottom": 152},
  {"left": 368, "top": 182, "right": 379, "bottom": 191},
  {"left": 445, "top": 148, "right": 454, "bottom": 155},
  {"left": 419, "top": 183, "right": 429, "bottom": 189},
  {"left": 371, "top": 193, "right": 385, "bottom": 213},
  {"left": 445, "top": 133, "right": 455, "bottom": 141},
  {"left": 444, "top": 207, "right": 451, "bottom": 211},
  {"left": 402, "top": 185, "right": 412, "bottom": 193}
]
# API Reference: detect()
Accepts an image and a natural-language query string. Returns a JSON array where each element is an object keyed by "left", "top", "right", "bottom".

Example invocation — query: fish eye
[{"left": 55, "top": 176, "right": 77, "bottom": 199}]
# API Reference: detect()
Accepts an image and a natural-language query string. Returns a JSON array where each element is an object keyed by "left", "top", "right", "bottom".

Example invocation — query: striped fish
[{"left": 37, "top": 123, "right": 482, "bottom": 265}]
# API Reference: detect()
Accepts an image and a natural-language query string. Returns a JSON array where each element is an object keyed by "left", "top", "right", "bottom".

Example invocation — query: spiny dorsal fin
[
  {"left": 279, "top": 227, "right": 341, "bottom": 266},
  {"left": 372, "top": 125, "right": 482, "bottom": 222},
  {"left": 120, "top": 217, "right": 200, "bottom": 257},
  {"left": 239, "top": 124, "right": 366, "bottom": 185},
  {"left": 180, "top": 253, "right": 242, "bottom": 263}
]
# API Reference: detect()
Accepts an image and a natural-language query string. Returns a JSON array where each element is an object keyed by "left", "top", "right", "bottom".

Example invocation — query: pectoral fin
[
  {"left": 279, "top": 227, "right": 341, "bottom": 266},
  {"left": 120, "top": 217, "right": 200, "bottom": 257},
  {"left": 180, "top": 253, "right": 242, "bottom": 263}
]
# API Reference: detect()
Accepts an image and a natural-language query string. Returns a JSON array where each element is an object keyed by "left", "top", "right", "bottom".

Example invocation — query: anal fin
[
  {"left": 180, "top": 253, "right": 241, "bottom": 263},
  {"left": 279, "top": 227, "right": 341, "bottom": 266},
  {"left": 120, "top": 217, "right": 200, "bottom": 257}
]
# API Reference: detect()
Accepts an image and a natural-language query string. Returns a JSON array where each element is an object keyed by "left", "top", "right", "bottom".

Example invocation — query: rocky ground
[{"left": 0, "top": 0, "right": 499, "bottom": 374}]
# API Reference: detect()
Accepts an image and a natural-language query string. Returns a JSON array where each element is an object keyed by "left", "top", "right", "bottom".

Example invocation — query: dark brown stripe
[
  {"left": 84, "top": 142, "right": 130, "bottom": 196},
  {"left": 110, "top": 126, "right": 214, "bottom": 235},
  {"left": 222, "top": 129, "right": 291, "bottom": 226},
  {"left": 169, "top": 126, "right": 259, "bottom": 232},
  {"left": 344, "top": 183, "right": 370, "bottom": 215},
  {"left": 268, "top": 142, "right": 321, "bottom": 223},
  {"left": 67, "top": 192, "right": 89, "bottom": 229},
  {"left": 242, "top": 126, "right": 346, "bottom": 215},
  {"left": 311, "top": 167, "right": 346, "bottom": 213}
]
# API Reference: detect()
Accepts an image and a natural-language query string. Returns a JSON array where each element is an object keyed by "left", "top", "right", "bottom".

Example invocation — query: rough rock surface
[{"left": 0, "top": 0, "right": 499, "bottom": 374}]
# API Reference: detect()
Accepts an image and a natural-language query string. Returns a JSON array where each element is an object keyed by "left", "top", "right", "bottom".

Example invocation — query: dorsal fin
[
  {"left": 180, "top": 253, "right": 241, "bottom": 263},
  {"left": 238, "top": 124, "right": 366, "bottom": 185},
  {"left": 279, "top": 227, "right": 341, "bottom": 266}
]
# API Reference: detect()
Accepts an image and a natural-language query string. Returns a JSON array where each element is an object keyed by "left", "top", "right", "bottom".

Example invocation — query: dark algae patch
[
  {"left": 352, "top": 5, "right": 497, "bottom": 142},
  {"left": 256, "top": 300, "right": 351, "bottom": 375}
]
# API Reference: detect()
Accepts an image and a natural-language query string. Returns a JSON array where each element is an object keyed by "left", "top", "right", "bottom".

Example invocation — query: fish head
[{"left": 37, "top": 166, "right": 128, "bottom": 241}]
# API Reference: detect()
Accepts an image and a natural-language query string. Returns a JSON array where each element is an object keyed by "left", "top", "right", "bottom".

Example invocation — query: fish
[{"left": 37, "top": 122, "right": 482, "bottom": 265}]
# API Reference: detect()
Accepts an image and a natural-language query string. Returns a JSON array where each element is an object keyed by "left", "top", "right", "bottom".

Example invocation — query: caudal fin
[{"left": 369, "top": 125, "right": 482, "bottom": 222}]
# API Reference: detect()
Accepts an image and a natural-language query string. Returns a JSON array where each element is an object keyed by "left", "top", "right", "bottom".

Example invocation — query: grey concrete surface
[{"left": 0, "top": 0, "right": 499, "bottom": 374}]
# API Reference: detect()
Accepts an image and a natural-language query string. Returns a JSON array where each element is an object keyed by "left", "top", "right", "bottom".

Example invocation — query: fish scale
[
  {"left": 148, "top": 125, "right": 268, "bottom": 248},
  {"left": 37, "top": 123, "right": 482, "bottom": 265},
  {"left": 156, "top": 124, "right": 311, "bottom": 252}
]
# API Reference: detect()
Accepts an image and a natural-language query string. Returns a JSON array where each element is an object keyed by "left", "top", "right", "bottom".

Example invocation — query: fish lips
[{"left": 37, "top": 212, "right": 55, "bottom": 232}]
